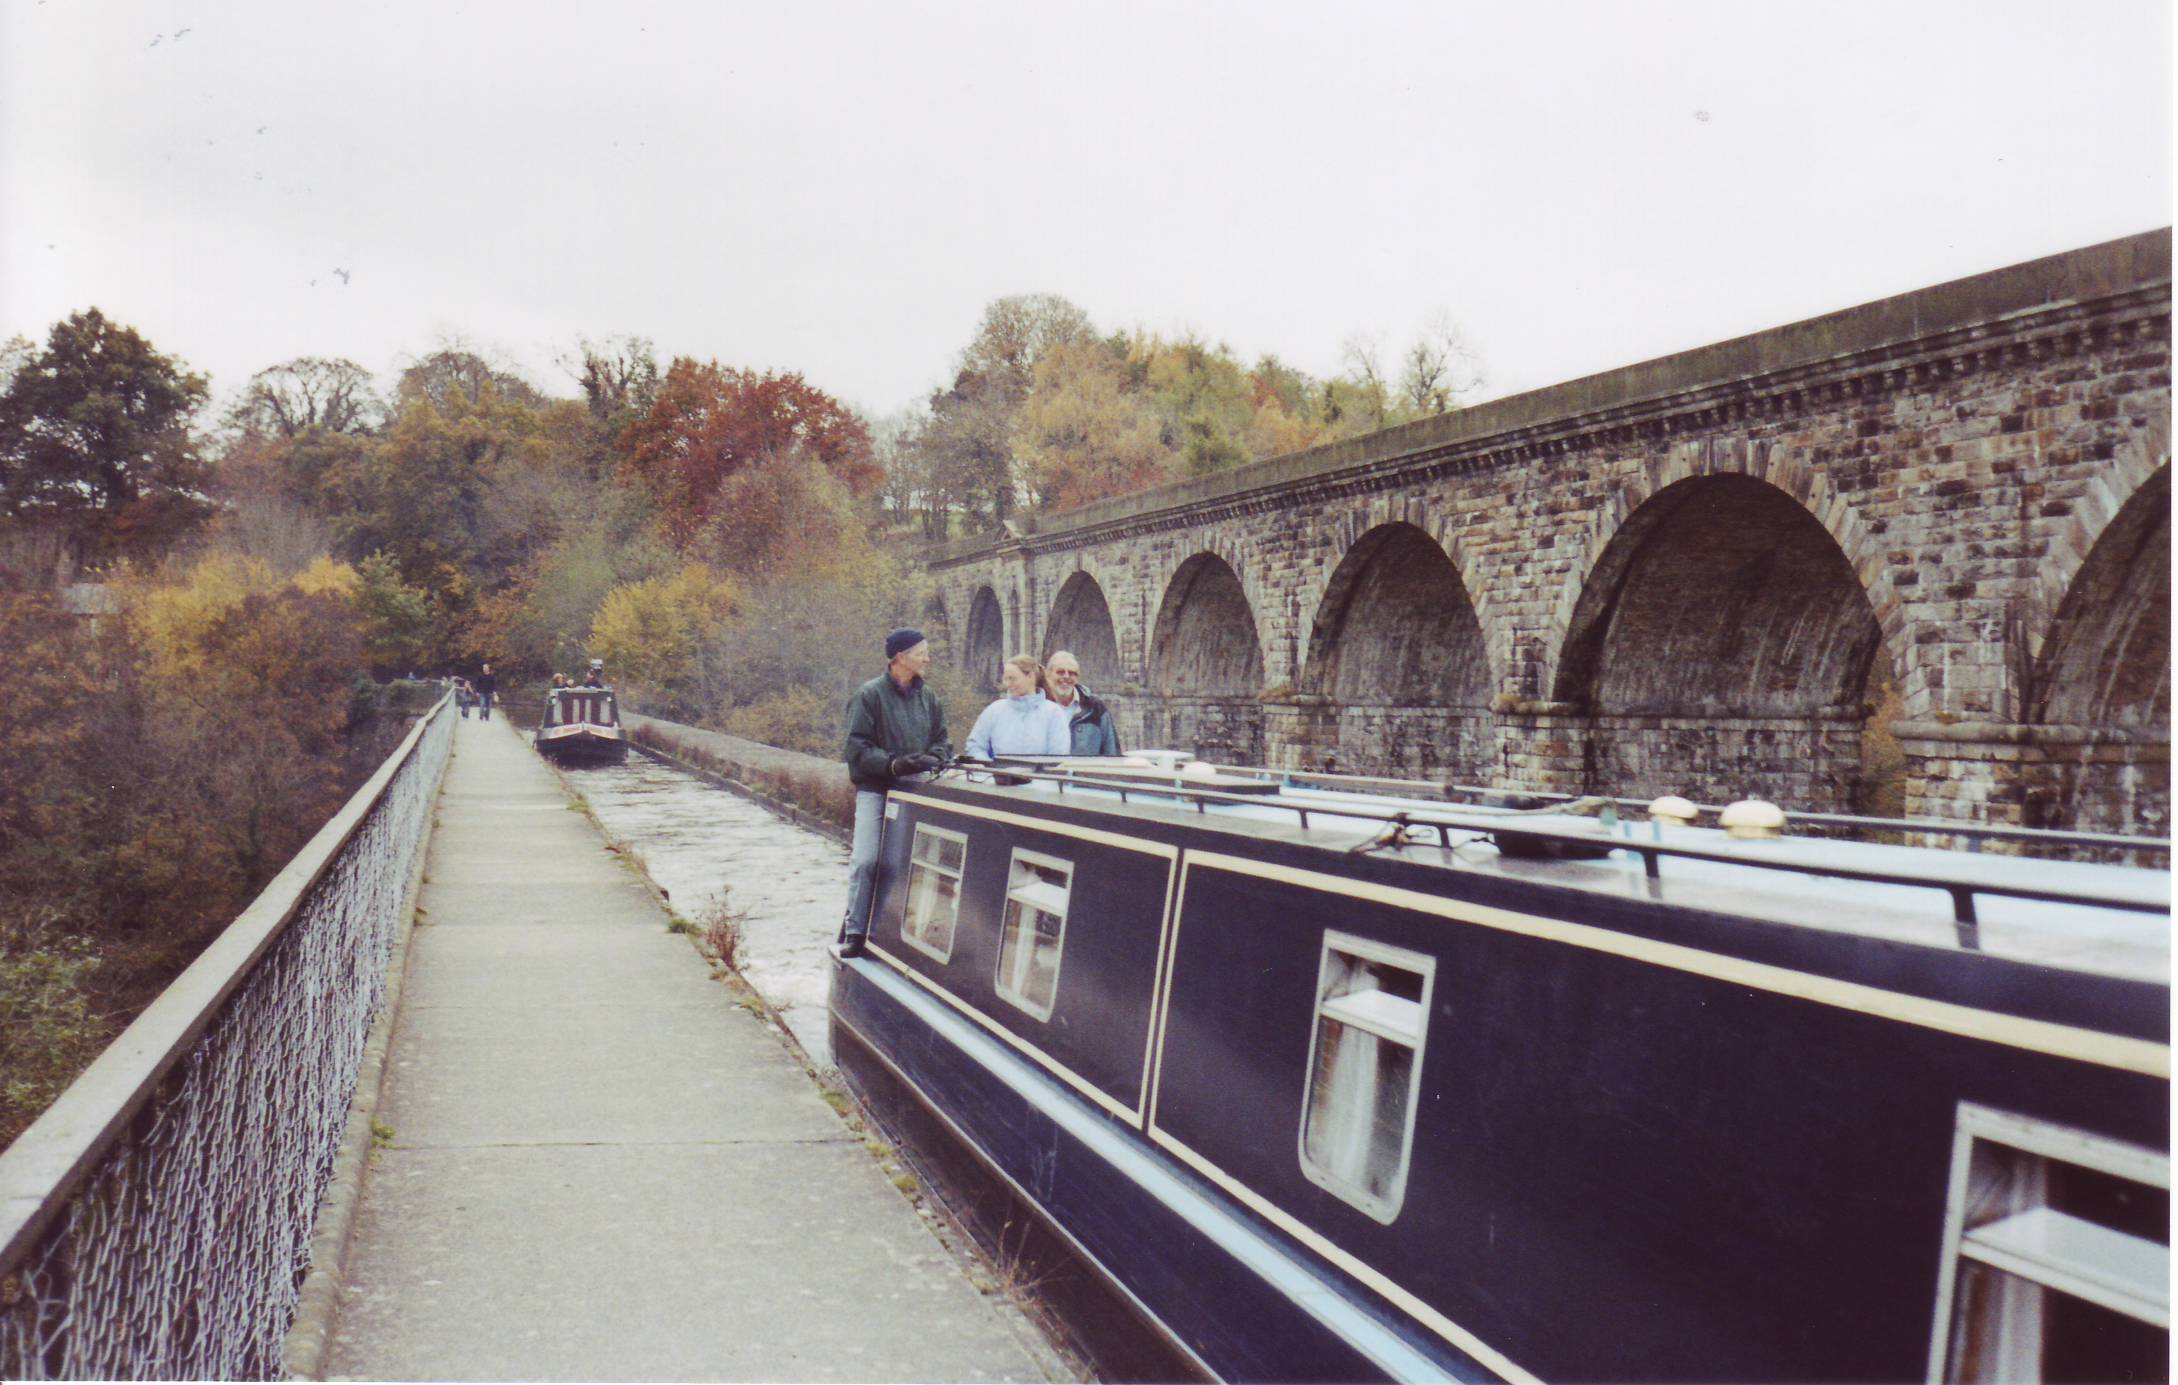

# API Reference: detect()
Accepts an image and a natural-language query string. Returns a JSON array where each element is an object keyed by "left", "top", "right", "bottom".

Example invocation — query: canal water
[{"left": 547, "top": 750, "right": 848, "bottom": 1067}]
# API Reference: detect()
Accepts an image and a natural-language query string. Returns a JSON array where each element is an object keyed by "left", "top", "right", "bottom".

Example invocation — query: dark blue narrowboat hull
[
  {"left": 831, "top": 776, "right": 2170, "bottom": 1383},
  {"left": 534, "top": 727, "right": 629, "bottom": 765},
  {"left": 830, "top": 954, "right": 1484, "bottom": 1383}
]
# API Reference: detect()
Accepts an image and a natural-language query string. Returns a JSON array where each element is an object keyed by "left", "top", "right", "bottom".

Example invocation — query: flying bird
[{"left": 333, "top": 268, "right": 351, "bottom": 284}]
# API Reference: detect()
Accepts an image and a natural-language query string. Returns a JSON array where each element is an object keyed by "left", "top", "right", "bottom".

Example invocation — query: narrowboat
[
  {"left": 827, "top": 756, "right": 2170, "bottom": 1383},
  {"left": 533, "top": 684, "right": 629, "bottom": 765}
]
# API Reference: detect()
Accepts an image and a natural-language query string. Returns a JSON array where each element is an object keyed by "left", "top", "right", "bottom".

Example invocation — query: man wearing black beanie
[{"left": 838, "top": 628, "right": 950, "bottom": 957}]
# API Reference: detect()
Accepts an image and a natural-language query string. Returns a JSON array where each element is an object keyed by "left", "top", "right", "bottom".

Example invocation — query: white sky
[{"left": 3, "top": 1, "right": 2170, "bottom": 423}]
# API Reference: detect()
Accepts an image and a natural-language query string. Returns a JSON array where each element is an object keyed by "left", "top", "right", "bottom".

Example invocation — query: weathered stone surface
[{"left": 928, "top": 232, "right": 2171, "bottom": 834}]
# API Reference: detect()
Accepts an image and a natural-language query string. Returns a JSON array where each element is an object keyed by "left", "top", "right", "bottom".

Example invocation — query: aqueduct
[{"left": 924, "top": 231, "right": 2171, "bottom": 835}]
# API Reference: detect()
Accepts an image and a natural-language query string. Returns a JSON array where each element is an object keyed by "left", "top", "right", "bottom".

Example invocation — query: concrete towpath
[{"left": 322, "top": 713, "right": 1064, "bottom": 1382}]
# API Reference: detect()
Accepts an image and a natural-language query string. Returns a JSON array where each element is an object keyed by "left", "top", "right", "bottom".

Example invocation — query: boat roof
[{"left": 925, "top": 757, "right": 2172, "bottom": 988}]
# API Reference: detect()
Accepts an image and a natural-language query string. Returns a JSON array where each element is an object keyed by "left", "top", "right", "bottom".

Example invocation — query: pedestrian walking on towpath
[
  {"left": 839, "top": 627, "right": 949, "bottom": 957},
  {"left": 474, "top": 663, "right": 497, "bottom": 721}
]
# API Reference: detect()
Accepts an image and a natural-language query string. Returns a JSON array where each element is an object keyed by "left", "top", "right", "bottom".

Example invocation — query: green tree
[
  {"left": 1139, "top": 335, "right": 1257, "bottom": 478},
  {"left": 353, "top": 551, "right": 434, "bottom": 673},
  {"left": 0, "top": 309, "right": 211, "bottom": 556}
]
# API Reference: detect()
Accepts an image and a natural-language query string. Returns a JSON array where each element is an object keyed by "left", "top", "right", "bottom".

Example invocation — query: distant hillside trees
[{"left": 885, "top": 295, "right": 1486, "bottom": 534}]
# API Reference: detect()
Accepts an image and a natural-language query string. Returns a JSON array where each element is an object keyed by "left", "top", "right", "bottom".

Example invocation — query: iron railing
[{"left": 0, "top": 694, "right": 455, "bottom": 1379}]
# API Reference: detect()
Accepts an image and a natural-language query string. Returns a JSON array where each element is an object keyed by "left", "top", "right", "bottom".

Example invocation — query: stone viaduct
[{"left": 923, "top": 231, "right": 2170, "bottom": 836}]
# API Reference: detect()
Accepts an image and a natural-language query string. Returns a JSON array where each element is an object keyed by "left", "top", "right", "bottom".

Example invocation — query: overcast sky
[{"left": 3, "top": 1, "right": 2169, "bottom": 423}]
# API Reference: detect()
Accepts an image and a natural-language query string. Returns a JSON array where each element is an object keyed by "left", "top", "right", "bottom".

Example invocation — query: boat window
[
  {"left": 1298, "top": 932, "right": 1434, "bottom": 1224},
  {"left": 1930, "top": 1103, "right": 2169, "bottom": 1384},
  {"left": 900, "top": 825, "right": 968, "bottom": 963},
  {"left": 994, "top": 850, "right": 1071, "bottom": 1022}
]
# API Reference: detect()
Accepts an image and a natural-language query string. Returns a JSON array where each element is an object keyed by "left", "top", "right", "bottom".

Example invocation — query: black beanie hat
[{"left": 885, "top": 628, "right": 927, "bottom": 660}]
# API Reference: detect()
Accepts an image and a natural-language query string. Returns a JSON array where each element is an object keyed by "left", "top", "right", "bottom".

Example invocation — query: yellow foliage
[
  {"left": 293, "top": 555, "right": 360, "bottom": 599},
  {"left": 128, "top": 554, "right": 280, "bottom": 684},
  {"left": 130, "top": 551, "right": 370, "bottom": 688},
  {"left": 588, "top": 562, "right": 741, "bottom": 697}
]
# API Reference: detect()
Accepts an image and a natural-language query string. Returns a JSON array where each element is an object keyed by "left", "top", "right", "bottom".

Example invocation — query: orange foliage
[{"left": 616, "top": 360, "right": 876, "bottom": 546}]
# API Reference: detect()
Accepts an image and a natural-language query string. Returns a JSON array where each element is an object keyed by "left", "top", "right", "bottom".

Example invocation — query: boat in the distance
[
  {"left": 533, "top": 684, "right": 629, "bottom": 765},
  {"left": 829, "top": 753, "right": 2170, "bottom": 1383}
]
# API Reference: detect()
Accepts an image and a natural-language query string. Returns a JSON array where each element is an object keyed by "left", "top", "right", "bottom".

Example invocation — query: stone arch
[
  {"left": 2031, "top": 464, "right": 2171, "bottom": 727},
  {"left": 1297, "top": 522, "right": 1494, "bottom": 780},
  {"left": 2023, "top": 414, "right": 2170, "bottom": 662},
  {"left": 1542, "top": 437, "right": 1900, "bottom": 704},
  {"left": 1150, "top": 553, "right": 1265, "bottom": 693},
  {"left": 1302, "top": 497, "right": 1500, "bottom": 688},
  {"left": 1551, "top": 472, "right": 1889, "bottom": 811},
  {"left": 1042, "top": 570, "right": 1121, "bottom": 685},
  {"left": 2020, "top": 464, "right": 2170, "bottom": 835},
  {"left": 1144, "top": 552, "right": 1266, "bottom": 762},
  {"left": 1554, "top": 473, "right": 1884, "bottom": 715},
  {"left": 963, "top": 584, "right": 1005, "bottom": 697},
  {"left": 1302, "top": 522, "right": 1493, "bottom": 703}
]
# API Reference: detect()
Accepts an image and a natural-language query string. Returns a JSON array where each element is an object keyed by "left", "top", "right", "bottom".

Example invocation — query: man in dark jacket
[
  {"left": 839, "top": 628, "right": 951, "bottom": 956},
  {"left": 1046, "top": 650, "right": 1121, "bottom": 756},
  {"left": 475, "top": 664, "right": 498, "bottom": 721}
]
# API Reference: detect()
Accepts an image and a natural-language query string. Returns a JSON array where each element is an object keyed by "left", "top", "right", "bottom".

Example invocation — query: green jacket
[{"left": 844, "top": 673, "right": 951, "bottom": 791}]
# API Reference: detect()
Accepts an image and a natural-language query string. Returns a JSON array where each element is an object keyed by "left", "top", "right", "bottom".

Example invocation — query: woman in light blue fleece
[{"left": 964, "top": 654, "right": 1072, "bottom": 759}]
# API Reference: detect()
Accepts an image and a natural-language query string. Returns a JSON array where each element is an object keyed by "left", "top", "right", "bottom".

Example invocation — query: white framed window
[
  {"left": 1297, "top": 931, "right": 1435, "bottom": 1224},
  {"left": 900, "top": 825, "right": 968, "bottom": 963},
  {"left": 994, "top": 850, "right": 1071, "bottom": 1021},
  {"left": 1927, "top": 1103, "right": 2169, "bottom": 1384}
]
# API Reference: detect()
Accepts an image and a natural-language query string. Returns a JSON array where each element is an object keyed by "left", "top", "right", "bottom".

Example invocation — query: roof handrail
[
  {"left": 1203, "top": 764, "right": 2168, "bottom": 857},
  {"left": 944, "top": 762, "right": 2171, "bottom": 928}
]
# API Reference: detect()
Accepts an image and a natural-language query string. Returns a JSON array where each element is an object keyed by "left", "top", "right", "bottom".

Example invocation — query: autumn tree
[
  {"left": 587, "top": 562, "right": 741, "bottom": 711},
  {"left": 615, "top": 361, "right": 875, "bottom": 547},
  {"left": 475, "top": 483, "right": 673, "bottom": 680},
  {"left": 330, "top": 377, "right": 586, "bottom": 661},
  {"left": 909, "top": 295, "right": 1095, "bottom": 528},
  {"left": 0, "top": 309, "right": 211, "bottom": 558},
  {"left": 395, "top": 347, "right": 546, "bottom": 412},
  {"left": 1012, "top": 340, "right": 1172, "bottom": 509}
]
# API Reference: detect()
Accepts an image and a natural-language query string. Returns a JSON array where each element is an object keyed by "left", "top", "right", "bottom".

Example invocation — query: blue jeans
[
  {"left": 480, "top": 691, "right": 493, "bottom": 721},
  {"left": 843, "top": 790, "right": 886, "bottom": 940}
]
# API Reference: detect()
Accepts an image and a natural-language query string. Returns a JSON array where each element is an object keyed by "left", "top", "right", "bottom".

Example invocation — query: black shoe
[{"left": 838, "top": 933, "right": 867, "bottom": 959}]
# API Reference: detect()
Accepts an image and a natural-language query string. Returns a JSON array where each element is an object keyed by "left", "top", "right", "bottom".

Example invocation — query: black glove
[
  {"left": 889, "top": 753, "right": 942, "bottom": 777},
  {"left": 905, "top": 752, "right": 943, "bottom": 774}
]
